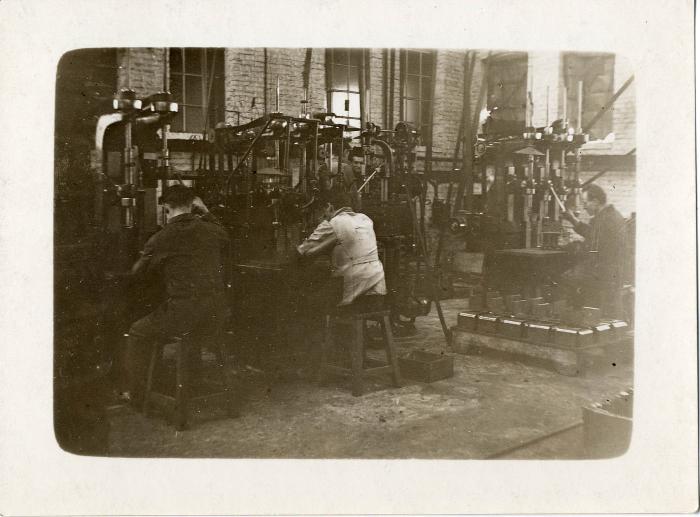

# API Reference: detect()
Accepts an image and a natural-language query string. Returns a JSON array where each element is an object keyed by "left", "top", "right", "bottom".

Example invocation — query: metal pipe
[
  {"left": 577, "top": 80, "right": 583, "bottom": 132},
  {"left": 582, "top": 75, "right": 634, "bottom": 133},
  {"left": 95, "top": 113, "right": 125, "bottom": 154}
]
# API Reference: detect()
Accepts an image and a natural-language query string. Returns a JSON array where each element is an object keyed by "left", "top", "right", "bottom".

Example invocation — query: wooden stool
[
  {"left": 320, "top": 309, "right": 402, "bottom": 396},
  {"left": 143, "top": 331, "right": 235, "bottom": 430}
]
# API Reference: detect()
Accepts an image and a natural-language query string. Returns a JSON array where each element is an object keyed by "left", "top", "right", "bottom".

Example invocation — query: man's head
[
  {"left": 349, "top": 147, "right": 364, "bottom": 175},
  {"left": 160, "top": 184, "right": 195, "bottom": 220},
  {"left": 583, "top": 183, "right": 607, "bottom": 216},
  {"left": 321, "top": 188, "right": 352, "bottom": 220}
]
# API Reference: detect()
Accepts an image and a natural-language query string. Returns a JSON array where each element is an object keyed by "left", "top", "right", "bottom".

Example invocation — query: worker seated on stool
[
  {"left": 561, "top": 183, "right": 626, "bottom": 315},
  {"left": 296, "top": 189, "right": 387, "bottom": 313},
  {"left": 119, "top": 185, "right": 230, "bottom": 405}
]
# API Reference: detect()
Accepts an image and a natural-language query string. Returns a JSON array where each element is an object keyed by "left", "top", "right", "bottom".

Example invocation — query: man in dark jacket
[
  {"left": 562, "top": 183, "right": 626, "bottom": 313},
  {"left": 120, "top": 185, "right": 230, "bottom": 403}
]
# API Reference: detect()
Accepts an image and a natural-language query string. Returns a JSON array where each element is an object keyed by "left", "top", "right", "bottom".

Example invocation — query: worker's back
[
  {"left": 329, "top": 210, "right": 386, "bottom": 305},
  {"left": 144, "top": 213, "right": 230, "bottom": 298}
]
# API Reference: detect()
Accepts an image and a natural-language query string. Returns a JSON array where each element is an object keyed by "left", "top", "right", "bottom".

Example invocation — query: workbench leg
[
  {"left": 351, "top": 320, "right": 364, "bottom": 397},
  {"left": 381, "top": 315, "right": 402, "bottom": 387},
  {"left": 143, "top": 343, "right": 159, "bottom": 416}
]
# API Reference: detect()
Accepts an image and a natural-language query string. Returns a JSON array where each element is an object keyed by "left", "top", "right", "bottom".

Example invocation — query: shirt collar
[
  {"left": 167, "top": 213, "right": 196, "bottom": 224},
  {"left": 331, "top": 207, "right": 354, "bottom": 219}
]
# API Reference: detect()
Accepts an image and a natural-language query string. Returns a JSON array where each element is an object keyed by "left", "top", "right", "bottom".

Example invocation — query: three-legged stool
[
  {"left": 320, "top": 309, "right": 402, "bottom": 396},
  {"left": 143, "top": 331, "right": 236, "bottom": 430}
]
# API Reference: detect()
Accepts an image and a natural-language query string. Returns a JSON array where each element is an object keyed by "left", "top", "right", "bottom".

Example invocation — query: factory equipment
[{"left": 449, "top": 121, "right": 589, "bottom": 252}]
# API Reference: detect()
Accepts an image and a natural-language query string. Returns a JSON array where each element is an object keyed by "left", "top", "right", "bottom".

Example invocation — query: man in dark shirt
[
  {"left": 120, "top": 185, "right": 230, "bottom": 403},
  {"left": 562, "top": 183, "right": 626, "bottom": 313}
]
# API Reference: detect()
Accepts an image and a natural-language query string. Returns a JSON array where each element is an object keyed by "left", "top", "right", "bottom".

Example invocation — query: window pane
[
  {"left": 405, "top": 74, "right": 419, "bottom": 98},
  {"left": 185, "top": 48, "right": 202, "bottom": 74},
  {"left": 332, "top": 64, "right": 347, "bottom": 90},
  {"left": 186, "top": 106, "right": 204, "bottom": 132},
  {"left": 405, "top": 99, "right": 418, "bottom": 123},
  {"left": 185, "top": 75, "right": 203, "bottom": 105},
  {"left": 348, "top": 48, "right": 363, "bottom": 67},
  {"left": 347, "top": 66, "right": 360, "bottom": 92},
  {"left": 331, "top": 92, "right": 348, "bottom": 115},
  {"left": 346, "top": 117, "right": 361, "bottom": 129},
  {"left": 170, "top": 110, "right": 184, "bottom": 132},
  {"left": 169, "top": 48, "right": 182, "bottom": 73},
  {"left": 209, "top": 107, "right": 222, "bottom": 126},
  {"left": 170, "top": 75, "right": 183, "bottom": 100},
  {"left": 407, "top": 51, "right": 420, "bottom": 74},
  {"left": 348, "top": 92, "right": 360, "bottom": 118},
  {"left": 421, "top": 75, "right": 433, "bottom": 100}
]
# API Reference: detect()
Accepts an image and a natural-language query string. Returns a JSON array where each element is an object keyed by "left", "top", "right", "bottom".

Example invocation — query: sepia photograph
[
  {"left": 54, "top": 46, "right": 636, "bottom": 459},
  {"left": 1, "top": 0, "right": 697, "bottom": 515}
]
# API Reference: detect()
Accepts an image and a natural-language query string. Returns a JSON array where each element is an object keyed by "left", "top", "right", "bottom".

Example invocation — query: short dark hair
[
  {"left": 585, "top": 183, "right": 607, "bottom": 205},
  {"left": 160, "top": 184, "right": 195, "bottom": 208},
  {"left": 322, "top": 188, "right": 352, "bottom": 210}
]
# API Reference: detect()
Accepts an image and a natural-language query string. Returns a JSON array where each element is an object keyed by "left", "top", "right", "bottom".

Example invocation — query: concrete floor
[{"left": 108, "top": 299, "right": 633, "bottom": 459}]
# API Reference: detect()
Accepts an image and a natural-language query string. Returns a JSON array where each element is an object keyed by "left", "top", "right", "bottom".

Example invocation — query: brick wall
[
  {"left": 223, "top": 48, "right": 327, "bottom": 125},
  {"left": 117, "top": 48, "right": 166, "bottom": 96},
  {"left": 110, "top": 47, "right": 635, "bottom": 190}
]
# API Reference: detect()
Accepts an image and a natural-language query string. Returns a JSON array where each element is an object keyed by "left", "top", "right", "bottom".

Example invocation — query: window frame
[
  {"left": 399, "top": 49, "right": 436, "bottom": 142},
  {"left": 325, "top": 48, "right": 364, "bottom": 129},
  {"left": 168, "top": 48, "right": 225, "bottom": 134},
  {"left": 562, "top": 52, "right": 615, "bottom": 139},
  {"left": 485, "top": 52, "right": 529, "bottom": 128}
]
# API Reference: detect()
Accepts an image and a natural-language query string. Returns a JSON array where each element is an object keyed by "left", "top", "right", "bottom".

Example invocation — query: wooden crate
[{"left": 398, "top": 350, "right": 454, "bottom": 383}]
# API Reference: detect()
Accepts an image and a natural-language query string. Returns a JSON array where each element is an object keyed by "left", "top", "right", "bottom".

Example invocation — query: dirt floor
[{"left": 107, "top": 299, "right": 633, "bottom": 459}]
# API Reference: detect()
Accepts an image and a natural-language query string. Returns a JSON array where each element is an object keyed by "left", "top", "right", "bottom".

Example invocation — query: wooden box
[{"left": 399, "top": 351, "right": 454, "bottom": 383}]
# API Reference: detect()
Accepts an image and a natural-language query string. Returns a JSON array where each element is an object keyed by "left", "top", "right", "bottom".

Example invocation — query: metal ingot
[
  {"left": 609, "top": 319, "right": 629, "bottom": 339},
  {"left": 532, "top": 302, "right": 552, "bottom": 319},
  {"left": 500, "top": 317, "right": 525, "bottom": 340},
  {"left": 487, "top": 296, "right": 506, "bottom": 314},
  {"left": 476, "top": 313, "right": 499, "bottom": 334},
  {"left": 581, "top": 306, "right": 602, "bottom": 326},
  {"left": 525, "top": 322, "right": 551, "bottom": 343},
  {"left": 553, "top": 326, "right": 595, "bottom": 348},
  {"left": 550, "top": 299, "right": 568, "bottom": 318},
  {"left": 504, "top": 294, "right": 523, "bottom": 312},
  {"left": 593, "top": 322, "right": 613, "bottom": 345},
  {"left": 527, "top": 297, "right": 545, "bottom": 314},
  {"left": 468, "top": 295, "right": 484, "bottom": 311},
  {"left": 457, "top": 311, "right": 479, "bottom": 331},
  {"left": 511, "top": 299, "right": 529, "bottom": 317}
]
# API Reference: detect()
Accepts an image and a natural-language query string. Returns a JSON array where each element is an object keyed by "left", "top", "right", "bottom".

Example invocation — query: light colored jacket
[{"left": 297, "top": 208, "right": 387, "bottom": 305}]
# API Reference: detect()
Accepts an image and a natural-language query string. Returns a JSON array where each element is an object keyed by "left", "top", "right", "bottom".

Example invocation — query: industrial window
[
  {"left": 563, "top": 53, "right": 615, "bottom": 140},
  {"left": 486, "top": 53, "right": 528, "bottom": 129},
  {"left": 169, "top": 48, "right": 225, "bottom": 133},
  {"left": 325, "top": 48, "right": 363, "bottom": 128},
  {"left": 400, "top": 49, "right": 435, "bottom": 142}
]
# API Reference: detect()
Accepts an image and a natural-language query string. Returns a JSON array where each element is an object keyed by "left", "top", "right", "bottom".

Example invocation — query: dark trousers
[{"left": 122, "top": 294, "right": 229, "bottom": 396}]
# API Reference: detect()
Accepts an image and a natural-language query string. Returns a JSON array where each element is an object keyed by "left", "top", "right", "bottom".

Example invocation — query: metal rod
[
  {"left": 577, "top": 80, "right": 583, "bottom": 131},
  {"left": 424, "top": 50, "right": 439, "bottom": 177},
  {"left": 403, "top": 183, "right": 451, "bottom": 346},
  {"left": 276, "top": 75, "right": 280, "bottom": 112},
  {"left": 458, "top": 51, "right": 477, "bottom": 212},
  {"left": 224, "top": 117, "right": 273, "bottom": 200},
  {"left": 357, "top": 166, "right": 382, "bottom": 193},
  {"left": 582, "top": 75, "right": 634, "bottom": 133},
  {"left": 549, "top": 183, "right": 567, "bottom": 212}
]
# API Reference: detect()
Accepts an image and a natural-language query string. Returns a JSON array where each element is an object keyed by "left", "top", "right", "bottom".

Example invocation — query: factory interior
[{"left": 54, "top": 47, "right": 636, "bottom": 459}]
